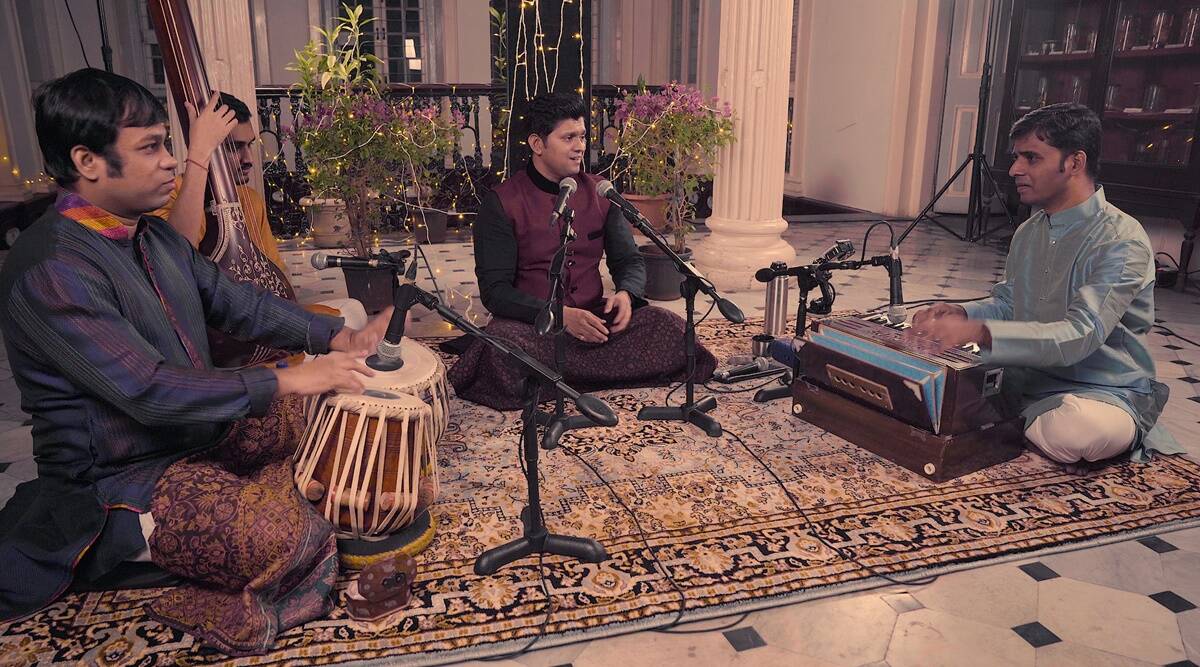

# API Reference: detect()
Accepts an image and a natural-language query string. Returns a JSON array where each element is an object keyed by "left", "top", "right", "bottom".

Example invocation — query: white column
[
  {"left": 1, "top": 1, "right": 51, "bottom": 197},
  {"left": 693, "top": 0, "right": 796, "bottom": 291},
  {"left": 171, "top": 0, "right": 261, "bottom": 184}
]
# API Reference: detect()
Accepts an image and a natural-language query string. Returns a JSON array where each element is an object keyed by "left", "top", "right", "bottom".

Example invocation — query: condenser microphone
[
  {"left": 549, "top": 176, "right": 578, "bottom": 226},
  {"left": 887, "top": 246, "right": 906, "bottom": 325},
  {"left": 311, "top": 252, "right": 393, "bottom": 270}
]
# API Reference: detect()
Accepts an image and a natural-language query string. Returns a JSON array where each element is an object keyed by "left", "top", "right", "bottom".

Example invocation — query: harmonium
[{"left": 792, "top": 314, "right": 1024, "bottom": 481}]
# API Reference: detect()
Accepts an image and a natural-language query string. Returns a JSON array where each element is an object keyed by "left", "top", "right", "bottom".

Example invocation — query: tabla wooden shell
[{"left": 294, "top": 340, "right": 448, "bottom": 538}]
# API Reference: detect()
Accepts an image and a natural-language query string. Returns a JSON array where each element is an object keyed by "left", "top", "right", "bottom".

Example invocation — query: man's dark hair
[
  {"left": 218, "top": 92, "right": 253, "bottom": 124},
  {"left": 34, "top": 68, "right": 168, "bottom": 186},
  {"left": 525, "top": 92, "right": 588, "bottom": 139},
  {"left": 1009, "top": 103, "right": 1101, "bottom": 178}
]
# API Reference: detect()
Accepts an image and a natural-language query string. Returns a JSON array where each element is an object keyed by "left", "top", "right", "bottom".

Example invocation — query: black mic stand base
[
  {"left": 475, "top": 507, "right": 609, "bottom": 576},
  {"left": 638, "top": 395, "right": 721, "bottom": 437},
  {"left": 474, "top": 378, "right": 609, "bottom": 576},
  {"left": 754, "top": 382, "right": 793, "bottom": 403}
]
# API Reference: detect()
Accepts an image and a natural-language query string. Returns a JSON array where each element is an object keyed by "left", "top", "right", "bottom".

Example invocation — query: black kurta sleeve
[
  {"left": 473, "top": 190, "right": 546, "bottom": 323},
  {"left": 602, "top": 204, "right": 647, "bottom": 305}
]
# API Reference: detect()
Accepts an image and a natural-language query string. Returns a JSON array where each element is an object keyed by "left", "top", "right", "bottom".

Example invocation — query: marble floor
[{"left": 1, "top": 218, "right": 1200, "bottom": 666}]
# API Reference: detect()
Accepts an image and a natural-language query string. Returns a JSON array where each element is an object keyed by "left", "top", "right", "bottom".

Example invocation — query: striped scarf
[{"left": 56, "top": 190, "right": 136, "bottom": 240}]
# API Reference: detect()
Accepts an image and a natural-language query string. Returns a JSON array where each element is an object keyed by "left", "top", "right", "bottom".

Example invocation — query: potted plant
[
  {"left": 614, "top": 82, "right": 735, "bottom": 300},
  {"left": 288, "top": 4, "right": 460, "bottom": 310}
]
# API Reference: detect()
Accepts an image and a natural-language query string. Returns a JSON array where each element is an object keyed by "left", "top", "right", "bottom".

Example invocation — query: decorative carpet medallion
[{"left": 3, "top": 320, "right": 1200, "bottom": 665}]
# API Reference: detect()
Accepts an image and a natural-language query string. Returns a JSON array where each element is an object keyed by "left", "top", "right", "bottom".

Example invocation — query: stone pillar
[
  {"left": 169, "top": 1, "right": 262, "bottom": 185},
  {"left": 693, "top": 0, "right": 796, "bottom": 291},
  {"left": 0, "top": 1, "right": 41, "bottom": 198}
]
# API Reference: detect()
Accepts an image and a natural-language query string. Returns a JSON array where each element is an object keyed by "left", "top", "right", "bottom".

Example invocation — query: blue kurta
[{"left": 962, "top": 187, "right": 1180, "bottom": 460}]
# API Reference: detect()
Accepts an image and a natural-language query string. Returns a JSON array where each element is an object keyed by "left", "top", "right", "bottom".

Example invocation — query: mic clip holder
[
  {"left": 751, "top": 255, "right": 896, "bottom": 403},
  {"left": 399, "top": 283, "right": 615, "bottom": 576}
]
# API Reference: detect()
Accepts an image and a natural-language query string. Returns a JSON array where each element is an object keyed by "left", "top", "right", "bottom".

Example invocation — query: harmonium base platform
[{"left": 792, "top": 377, "right": 1025, "bottom": 482}]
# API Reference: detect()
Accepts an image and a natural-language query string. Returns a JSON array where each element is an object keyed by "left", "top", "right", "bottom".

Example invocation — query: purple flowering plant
[
  {"left": 288, "top": 4, "right": 460, "bottom": 256},
  {"left": 615, "top": 81, "right": 734, "bottom": 251}
]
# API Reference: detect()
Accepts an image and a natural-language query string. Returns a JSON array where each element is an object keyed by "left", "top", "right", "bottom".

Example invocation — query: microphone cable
[{"left": 722, "top": 426, "right": 938, "bottom": 587}]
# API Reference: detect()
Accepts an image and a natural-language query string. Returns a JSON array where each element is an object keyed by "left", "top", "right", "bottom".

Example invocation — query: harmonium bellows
[{"left": 792, "top": 315, "right": 1024, "bottom": 481}]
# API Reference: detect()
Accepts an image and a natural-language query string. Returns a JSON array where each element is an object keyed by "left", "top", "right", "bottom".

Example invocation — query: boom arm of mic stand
[
  {"left": 612, "top": 205, "right": 744, "bottom": 323},
  {"left": 409, "top": 286, "right": 618, "bottom": 427}
]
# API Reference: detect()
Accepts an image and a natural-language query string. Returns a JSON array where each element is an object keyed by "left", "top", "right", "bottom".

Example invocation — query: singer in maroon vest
[{"left": 448, "top": 93, "right": 716, "bottom": 410}]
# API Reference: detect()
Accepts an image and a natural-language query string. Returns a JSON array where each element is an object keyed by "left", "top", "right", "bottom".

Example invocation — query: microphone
[
  {"left": 713, "top": 357, "right": 770, "bottom": 381},
  {"left": 596, "top": 179, "right": 641, "bottom": 219},
  {"left": 311, "top": 252, "right": 395, "bottom": 270},
  {"left": 755, "top": 265, "right": 781, "bottom": 283},
  {"left": 550, "top": 176, "right": 578, "bottom": 226},
  {"left": 887, "top": 246, "right": 906, "bottom": 324},
  {"left": 367, "top": 260, "right": 420, "bottom": 371}
]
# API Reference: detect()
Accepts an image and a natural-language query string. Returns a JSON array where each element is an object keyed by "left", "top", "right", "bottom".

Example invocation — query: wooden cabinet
[{"left": 993, "top": 0, "right": 1200, "bottom": 284}]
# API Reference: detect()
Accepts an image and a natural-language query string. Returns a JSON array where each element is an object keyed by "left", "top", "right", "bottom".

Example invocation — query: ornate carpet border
[{"left": 353, "top": 516, "right": 1200, "bottom": 667}]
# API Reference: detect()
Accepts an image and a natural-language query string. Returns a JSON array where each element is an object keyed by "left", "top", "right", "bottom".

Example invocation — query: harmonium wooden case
[{"left": 792, "top": 314, "right": 1025, "bottom": 481}]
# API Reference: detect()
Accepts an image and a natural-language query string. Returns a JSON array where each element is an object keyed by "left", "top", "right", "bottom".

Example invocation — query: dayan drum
[{"left": 294, "top": 340, "right": 448, "bottom": 563}]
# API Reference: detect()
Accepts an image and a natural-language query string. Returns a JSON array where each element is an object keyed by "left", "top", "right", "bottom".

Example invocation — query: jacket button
[{"left": 567, "top": 260, "right": 576, "bottom": 268}]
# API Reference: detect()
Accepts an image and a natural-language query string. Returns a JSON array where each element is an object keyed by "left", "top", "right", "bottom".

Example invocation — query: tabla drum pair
[{"left": 294, "top": 339, "right": 448, "bottom": 568}]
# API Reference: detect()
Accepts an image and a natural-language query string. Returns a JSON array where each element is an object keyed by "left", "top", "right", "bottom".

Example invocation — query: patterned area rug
[{"left": 4, "top": 319, "right": 1200, "bottom": 666}]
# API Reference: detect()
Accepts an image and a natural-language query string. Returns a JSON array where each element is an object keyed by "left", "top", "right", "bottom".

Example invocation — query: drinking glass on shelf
[
  {"left": 1036, "top": 76, "right": 1049, "bottom": 107},
  {"left": 1105, "top": 84, "right": 1122, "bottom": 110},
  {"left": 1144, "top": 84, "right": 1165, "bottom": 112},
  {"left": 1064, "top": 22, "right": 1079, "bottom": 52},
  {"left": 1116, "top": 14, "right": 1138, "bottom": 50},
  {"left": 1086, "top": 31, "right": 1098, "bottom": 52},
  {"left": 1150, "top": 11, "right": 1173, "bottom": 48},
  {"left": 1070, "top": 76, "right": 1084, "bottom": 104},
  {"left": 1184, "top": 7, "right": 1200, "bottom": 47},
  {"left": 1042, "top": 39, "right": 1059, "bottom": 54}
]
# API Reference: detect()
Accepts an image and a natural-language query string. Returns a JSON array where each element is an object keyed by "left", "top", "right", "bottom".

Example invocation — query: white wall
[{"left": 789, "top": 0, "right": 950, "bottom": 217}]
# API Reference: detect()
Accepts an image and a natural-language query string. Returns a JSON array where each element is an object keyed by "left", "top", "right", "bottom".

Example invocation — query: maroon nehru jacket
[
  {"left": 473, "top": 160, "right": 645, "bottom": 323},
  {"left": 493, "top": 168, "right": 609, "bottom": 311}
]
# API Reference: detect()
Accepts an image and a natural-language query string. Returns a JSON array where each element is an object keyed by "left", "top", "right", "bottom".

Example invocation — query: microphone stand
[
  {"left": 752, "top": 256, "right": 896, "bottom": 403},
  {"left": 535, "top": 207, "right": 597, "bottom": 448},
  {"left": 610, "top": 205, "right": 744, "bottom": 438},
  {"left": 399, "top": 284, "right": 615, "bottom": 576}
]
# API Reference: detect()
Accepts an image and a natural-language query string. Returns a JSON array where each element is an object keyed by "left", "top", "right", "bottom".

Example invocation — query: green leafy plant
[
  {"left": 288, "top": 3, "right": 461, "bottom": 257},
  {"left": 615, "top": 81, "right": 735, "bottom": 252}
]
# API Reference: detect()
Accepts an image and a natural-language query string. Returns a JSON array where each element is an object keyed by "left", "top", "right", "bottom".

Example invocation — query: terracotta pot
[
  {"left": 625, "top": 194, "right": 670, "bottom": 235},
  {"left": 640, "top": 245, "right": 691, "bottom": 301},
  {"left": 302, "top": 197, "right": 353, "bottom": 249}
]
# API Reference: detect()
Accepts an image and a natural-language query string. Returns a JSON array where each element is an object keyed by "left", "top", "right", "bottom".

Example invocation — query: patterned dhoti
[
  {"left": 448, "top": 305, "right": 717, "bottom": 410},
  {"left": 144, "top": 396, "right": 338, "bottom": 656}
]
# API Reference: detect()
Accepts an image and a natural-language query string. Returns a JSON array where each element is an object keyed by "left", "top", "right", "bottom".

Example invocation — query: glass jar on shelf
[
  {"left": 1150, "top": 11, "right": 1174, "bottom": 49},
  {"left": 1116, "top": 14, "right": 1138, "bottom": 50},
  {"left": 1064, "top": 22, "right": 1080, "bottom": 53},
  {"left": 1106, "top": 84, "right": 1122, "bottom": 110},
  {"left": 1144, "top": 84, "right": 1166, "bottom": 112},
  {"left": 1184, "top": 7, "right": 1200, "bottom": 47}
]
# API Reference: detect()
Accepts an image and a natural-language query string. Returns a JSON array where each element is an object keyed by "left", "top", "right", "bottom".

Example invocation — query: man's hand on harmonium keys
[{"left": 908, "top": 303, "right": 991, "bottom": 353}]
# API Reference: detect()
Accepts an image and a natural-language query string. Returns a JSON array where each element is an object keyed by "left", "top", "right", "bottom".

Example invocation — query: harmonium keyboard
[{"left": 791, "top": 314, "right": 1025, "bottom": 481}]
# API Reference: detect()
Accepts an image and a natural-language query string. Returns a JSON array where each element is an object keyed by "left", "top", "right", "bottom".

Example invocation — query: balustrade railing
[{"left": 255, "top": 83, "right": 713, "bottom": 238}]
